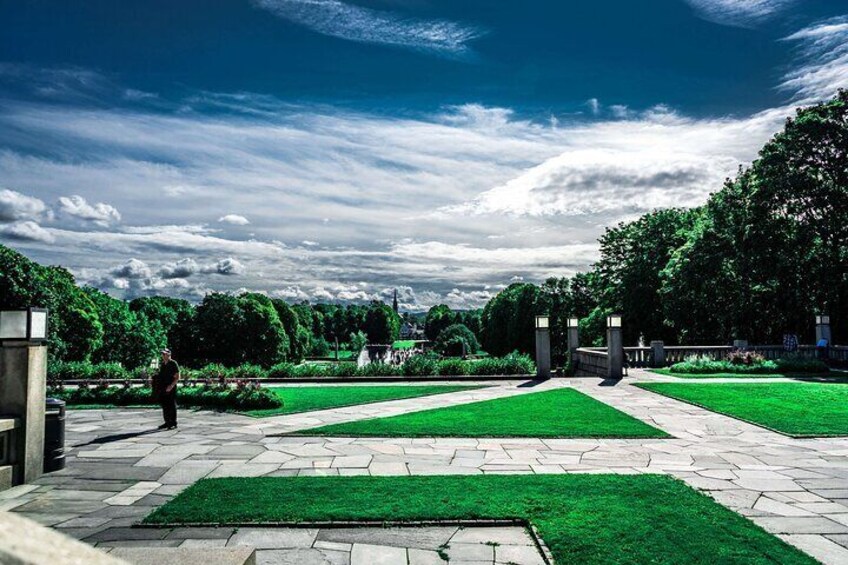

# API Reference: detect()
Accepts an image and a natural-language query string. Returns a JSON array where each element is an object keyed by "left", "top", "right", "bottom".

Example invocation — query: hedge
[{"left": 668, "top": 357, "right": 830, "bottom": 375}]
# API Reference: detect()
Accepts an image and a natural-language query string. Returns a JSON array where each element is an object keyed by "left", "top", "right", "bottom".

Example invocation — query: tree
[
  {"left": 424, "top": 304, "right": 455, "bottom": 341},
  {"left": 271, "top": 299, "right": 309, "bottom": 362},
  {"left": 594, "top": 209, "right": 696, "bottom": 344},
  {"left": 85, "top": 288, "right": 165, "bottom": 368},
  {"left": 480, "top": 283, "right": 544, "bottom": 357},
  {"left": 0, "top": 245, "right": 103, "bottom": 361},
  {"left": 434, "top": 324, "right": 480, "bottom": 357},
  {"left": 363, "top": 301, "right": 400, "bottom": 344},
  {"left": 192, "top": 293, "right": 289, "bottom": 367}
]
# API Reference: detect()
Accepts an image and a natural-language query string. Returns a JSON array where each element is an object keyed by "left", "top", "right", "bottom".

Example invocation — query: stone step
[{"left": 108, "top": 547, "right": 256, "bottom": 565}]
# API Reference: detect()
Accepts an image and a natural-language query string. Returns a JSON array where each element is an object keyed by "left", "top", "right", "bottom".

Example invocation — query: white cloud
[
  {"left": 214, "top": 257, "right": 246, "bottom": 275},
  {"left": 781, "top": 17, "right": 848, "bottom": 103},
  {"left": 0, "top": 189, "right": 49, "bottom": 222},
  {"left": 218, "top": 214, "right": 250, "bottom": 225},
  {"left": 111, "top": 258, "right": 153, "bottom": 279},
  {"left": 0, "top": 220, "right": 55, "bottom": 243},
  {"left": 158, "top": 258, "right": 199, "bottom": 279},
  {"left": 683, "top": 0, "right": 796, "bottom": 27},
  {"left": 57, "top": 195, "right": 121, "bottom": 226},
  {"left": 253, "top": 0, "right": 483, "bottom": 57}
]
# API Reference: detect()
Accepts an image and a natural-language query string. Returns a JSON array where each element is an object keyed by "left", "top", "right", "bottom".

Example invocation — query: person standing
[{"left": 153, "top": 348, "right": 180, "bottom": 430}]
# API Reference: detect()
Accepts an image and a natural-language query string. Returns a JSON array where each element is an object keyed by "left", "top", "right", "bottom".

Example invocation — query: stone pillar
[
  {"left": 815, "top": 314, "right": 832, "bottom": 345},
  {"left": 607, "top": 315, "right": 624, "bottom": 380},
  {"left": 0, "top": 341, "right": 47, "bottom": 484},
  {"left": 535, "top": 324, "right": 551, "bottom": 379},
  {"left": 650, "top": 340, "right": 665, "bottom": 368},
  {"left": 566, "top": 320, "right": 580, "bottom": 359}
]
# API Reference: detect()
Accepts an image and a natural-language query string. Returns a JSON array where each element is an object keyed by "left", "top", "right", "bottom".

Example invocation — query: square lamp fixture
[
  {"left": 0, "top": 308, "right": 48, "bottom": 342},
  {"left": 607, "top": 314, "right": 622, "bottom": 328},
  {"left": 816, "top": 314, "right": 830, "bottom": 325},
  {"left": 535, "top": 315, "right": 550, "bottom": 330},
  {"left": 567, "top": 317, "right": 580, "bottom": 328}
]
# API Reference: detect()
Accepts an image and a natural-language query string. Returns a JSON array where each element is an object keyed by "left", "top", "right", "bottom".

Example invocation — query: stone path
[
  {"left": 5, "top": 373, "right": 848, "bottom": 564},
  {"left": 94, "top": 525, "right": 546, "bottom": 565}
]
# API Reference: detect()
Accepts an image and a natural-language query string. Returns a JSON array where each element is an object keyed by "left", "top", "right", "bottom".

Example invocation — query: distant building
[{"left": 400, "top": 321, "right": 425, "bottom": 340}]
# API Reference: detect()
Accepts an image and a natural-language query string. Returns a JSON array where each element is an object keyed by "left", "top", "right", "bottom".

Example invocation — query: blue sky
[{"left": 0, "top": 1, "right": 846, "bottom": 309}]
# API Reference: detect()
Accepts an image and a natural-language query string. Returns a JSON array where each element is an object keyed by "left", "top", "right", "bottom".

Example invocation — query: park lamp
[
  {"left": 0, "top": 308, "right": 49, "bottom": 343},
  {"left": 607, "top": 314, "right": 622, "bottom": 328},
  {"left": 816, "top": 314, "right": 830, "bottom": 325},
  {"left": 567, "top": 317, "right": 580, "bottom": 329},
  {"left": 535, "top": 315, "right": 550, "bottom": 330}
]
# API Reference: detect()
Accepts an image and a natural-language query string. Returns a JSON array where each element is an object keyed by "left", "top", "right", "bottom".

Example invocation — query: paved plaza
[{"left": 4, "top": 372, "right": 848, "bottom": 564}]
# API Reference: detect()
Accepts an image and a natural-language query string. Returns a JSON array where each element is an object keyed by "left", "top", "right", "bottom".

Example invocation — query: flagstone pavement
[{"left": 4, "top": 372, "right": 848, "bottom": 564}]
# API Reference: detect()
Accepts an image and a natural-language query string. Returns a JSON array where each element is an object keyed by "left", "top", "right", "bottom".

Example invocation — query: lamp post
[
  {"left": 606, "top": 313, "right": 623, "bottom": 380},
  {"left": 0, "top": 308, "right": 49, "bottom": 485},
  {"left": 535, "top": 315, "right": 551, "bottom": 379},
  {"left": 566, "top": 317, "right": 580, "bottom": 360}
]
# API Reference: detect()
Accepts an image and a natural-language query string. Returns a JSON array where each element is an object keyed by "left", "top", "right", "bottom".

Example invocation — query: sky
[{"left": 0, "top": 1, "right": 846, "bottom": 311}]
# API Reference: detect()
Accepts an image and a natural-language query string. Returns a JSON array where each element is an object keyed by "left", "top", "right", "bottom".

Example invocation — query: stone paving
[
  {"left": 4, "top": 372, "right": 848, "bottom": 564},
  {"left": 95, "top": 525, "right": 547, "bottom": 565}
]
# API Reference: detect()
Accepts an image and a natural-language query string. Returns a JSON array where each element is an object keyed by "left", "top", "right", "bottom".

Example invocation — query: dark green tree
[{"left": 434, "top": 323, "right": 480, "bottom": 357}]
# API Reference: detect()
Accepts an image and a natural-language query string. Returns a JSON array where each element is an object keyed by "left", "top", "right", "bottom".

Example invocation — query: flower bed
[
  {"left": 48, "top": 352, "right": 536, "bottom": 382},
  {"left": 668, "top": 351, "right": 829, "bottom": 375},
  {"left": 49, "top": 381, "right": 282, "bottom": 411}
]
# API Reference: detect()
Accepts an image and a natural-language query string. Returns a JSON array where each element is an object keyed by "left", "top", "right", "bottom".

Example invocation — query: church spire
[{"left": 392, "top": 288, "right": 398, "bottom": 313}]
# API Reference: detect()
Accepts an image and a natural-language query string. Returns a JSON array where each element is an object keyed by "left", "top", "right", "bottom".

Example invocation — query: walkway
[{"left": 4, "top": 373, "right": 848, "bottom": 564}]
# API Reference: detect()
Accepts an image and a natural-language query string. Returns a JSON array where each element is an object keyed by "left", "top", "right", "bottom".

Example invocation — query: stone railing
[
  {"left": 574, "top": 347, "right": 609, "bottom": 377},
  {"left": 0, "top": 418, "right": 18, "bottom": 490},
  {"left": 623, "top": 347, "right": 652, "bottom": 368}
]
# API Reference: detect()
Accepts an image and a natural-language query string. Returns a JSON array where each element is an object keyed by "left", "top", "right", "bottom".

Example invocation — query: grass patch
[
  {"left": 392, "top": 340, "right": 417, "bottom": 350},
  {"left": 297, "top": 388, "right": 669, "bottom": 438},
  {"left": 651, "top": 368, "right": 838, "bottom": 379},
  {"left": 246, "top": 385, "right": 481, "bottom": 417},
  {"left": 143, "top": 474, "right": 815, "bottom": 565},
  {"left": 638, "top": 382, "right": 848, "bottom": 437}
]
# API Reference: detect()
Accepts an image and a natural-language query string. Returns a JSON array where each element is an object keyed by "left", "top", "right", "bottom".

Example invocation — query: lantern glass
[
  {"left": 607, "top": 314, "right": 622, "bottom": 328},
  {"left": 535, "top": 316, "right": 549, "bottom": 329},
  {"left": 30, "top": 310, "right": 48, "bottom": 340},
  {"left": 567, "top": 317, "right": 580, "bottom": 328},
  {"left": 0, "top": 311, "right": 28, "bottom": 339}
]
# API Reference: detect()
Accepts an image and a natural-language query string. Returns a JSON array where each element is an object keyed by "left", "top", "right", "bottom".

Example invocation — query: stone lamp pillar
[
  {"left": 815, "top": 314, "right": 832, "bottom": 345},
  {"left": 0, "top": 308, "right": 49, "bottom": 485},
  {"left": 535, "top": 315, "right": 551, "bottom": 379},
  {"left": 566, "top": 317, "right": 580, "bottom": 359},
  {"left": 606, "top": 314, "right": 624, "bottom": 380}
]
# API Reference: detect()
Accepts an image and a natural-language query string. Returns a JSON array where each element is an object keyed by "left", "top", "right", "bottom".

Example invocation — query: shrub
[
  {"left": 356, "top": 363, "right": 401, "bottom": 377},
  {"left": 228, "top": 364, "right": 266, "bottom": 380},
  {"left": 774, "top": 357, "right": 829, "bottom": 373},
  {"left": 434, "top": 324, "right": 480, "bottom": 357},
  {"left": 468, "top": 352, "right": 535, "bottom": 375},
  {"left": 403, "top": 354, "right": 438, "bottom": 377},
  {"left": 190, "top": 363, "right": 232, "bottom": 382},
  {"left": 48, "top": 360, "right": 130, "bottom": 381},
  {"left": 727, "top": 350, "right": 765, "bottom": 366},
  {"left": 437, "top": 358, "right": 470, "bottom": 376},
  {"left": 267, "top": 362, "right": 297, "bottom": 379},
  {"left": 326, "top": 363, "right": 358, "bottom": 377}
]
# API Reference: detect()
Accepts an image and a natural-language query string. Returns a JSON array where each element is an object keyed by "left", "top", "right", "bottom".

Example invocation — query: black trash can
[{"left": 44, "top": 398, "right": 66, "bottom": 472}]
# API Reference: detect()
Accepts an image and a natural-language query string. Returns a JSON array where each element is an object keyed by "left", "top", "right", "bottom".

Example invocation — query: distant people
[
  {"left": 783, "top": 333, "right": 799, "bottom": 353},
  {"left": 153, "top": 348, "right": 180, "bottom": 430}
]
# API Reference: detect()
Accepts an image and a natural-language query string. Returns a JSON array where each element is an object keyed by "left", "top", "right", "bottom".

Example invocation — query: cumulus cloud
[
  {"left": 57, "top": 195, "right": 121, "bottom": 226},
  {"left": 111, "top": 258, "right": 153, "bottom": 279},
  {"left": 0, "top": 189, "right": 49, "bottom": 222},
  {"left": 218, "top": 214, "right": 250, "bottom": 225},
  {"left": 253, "top": 0, "right": 483, "bottom": 58},
  {"left": 158, "top": 258, "right": 199, "bottom": 279},
  {"left": 0, "top": 220, "right": 55, "bottom": 243},
  {"left": 213, "top": 257, "right": 246, "bottom": 275},
  {"left": 683, "top": 0, "right": 796, "bottom": 28}
]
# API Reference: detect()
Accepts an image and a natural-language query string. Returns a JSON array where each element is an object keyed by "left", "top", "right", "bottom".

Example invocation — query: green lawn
[
  {"left": 638, "top": 382, "right": 848, "bottom": 437},
  {"left": 144, "top": 474, "right": 814, "bottom": 565},
  {"left": 246, "top": 385, "right": 481, "bottom": 417},
  {"left": 651, "top": 368, "right": 839, "bottom": 380},
  {"left": 295, "top": 388, "right": 669, "bottom": 438}
]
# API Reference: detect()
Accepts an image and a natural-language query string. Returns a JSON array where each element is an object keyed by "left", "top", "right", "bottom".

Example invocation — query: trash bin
[{"left": 44, "top": 398, "right": 66, "bottom": 472}]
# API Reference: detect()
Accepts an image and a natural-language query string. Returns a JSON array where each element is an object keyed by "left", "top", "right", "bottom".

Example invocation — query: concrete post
[
  {"left": 535, "top": 326, "right": 551, "bottom": 379},
  {"left": 815, "top": 314, "right": 832, "bottom": 345},
  {"left": 650, "top": 340, "right": 665, "bottom": 368},
  {"left": 567, "top": 326, "right": 580, "bottom": 358},
  {"left": 607, "top": 315, "right": 624, "bottom": 379},
  {"left": 0, "top": 342, "right": 47, "bottom": 485}
]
